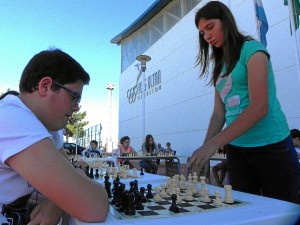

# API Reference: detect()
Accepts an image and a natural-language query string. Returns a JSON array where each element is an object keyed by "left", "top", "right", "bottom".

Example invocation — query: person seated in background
[
  {"left": 140, "top": 134, "right": 158, "bottom": 174},
  {"left": 118, "top": 136, "right": 137, "bottom": 169},
  {"left": 0, "top": 49, "right": 108, "bottom": 224},
  {"left": 212, "top": 159, "right": 227, "bottom": 187},
  {"left": 212, "top": 146, "right": 228, "bottom": 186},
  {"left": 165, "top": 142, "right": 175, "bottom": 154},
  {"left": 155, "top": 143, "right": 165, "bottom": 165},
  {"left": 84, "top": 140, "right": 101, "bottom": 158},
  {"left": 157, "top": 143, "right": 165, "bottom": 152},
  {"left": 291, "top": 129, "right": 300, "bottom": 158}
]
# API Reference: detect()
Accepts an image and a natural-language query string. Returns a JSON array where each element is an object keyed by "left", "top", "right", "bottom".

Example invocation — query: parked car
[{"left": 63, "top": 142, "right": 85, "bottom": 155}]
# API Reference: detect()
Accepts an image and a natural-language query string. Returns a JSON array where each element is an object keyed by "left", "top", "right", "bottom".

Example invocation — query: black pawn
[
  {"left": 104, "top": 173, "right": 112, "bottom": 198},
  {"left": 125, "top": 192, "right": 136, "bottom": 215},
  {"left": 140, "top": 187, "right": 146, "bottom": 203},
  {"left": 89, "top": 168, "right": 94, "bottom": 179},
  {"left": 95, "top": 169, "right": 99, "bottom": 179},
  {"left": 135, "top": 191, "right": 144, "bottom": 210},
  {"left": 169, "top": 194, "right": 179, "bottom": 213},
  {"left": 84, "top": 166, "right": 90, "bottom": 177},
  {"left": 146, "top": 184, "right": 153, "bottom": 199},
  {"left": 140, "top": 168, "right": 144, "bottom": 175}
]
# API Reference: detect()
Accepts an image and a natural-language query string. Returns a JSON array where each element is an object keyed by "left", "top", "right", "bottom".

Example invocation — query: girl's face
[
  {"left": 123, "top": 139, "right": 130, "bottom": 147},
  {"left": 197, "top": 18, "right": 224, "bottom": 48}
]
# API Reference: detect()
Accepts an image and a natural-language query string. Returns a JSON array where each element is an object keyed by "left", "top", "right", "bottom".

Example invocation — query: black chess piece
[
  {"left": 140, "top": 187, "right": 147, "bottom": 203},
  {"left": 104, "top": 172, "right": 112, "bottom": 198},
  {"left": 125, "top": 192, "right": 136, "bottom": 215},
  {"left": 95, "top": 168, "right": 99, "bottom": 179},
  {"left": 135, "top": 191, "right": 144, "bottom": 210},
  {"left": 133, "top": 179, "right": 139, "bottom": 192},
  {"left": 146, "top": 184, "right": 153, "bottom": 199},
  {"left": 84, "top": 166, "right": 90, "bottom": 177},
  {"left": 89, "top": 168, "right": 94, "bottom": 179},
  {"left": 120, "top": 190, "right": 129, "bottom": 212},
  {"left": 140, "top": 168, "right": 144, "bottom": 175},
  {"left": 169, "top": 194, "right": 179, "bottom": 213}
]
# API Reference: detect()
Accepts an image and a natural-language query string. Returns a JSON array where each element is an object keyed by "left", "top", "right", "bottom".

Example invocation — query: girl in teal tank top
[{"left": 188, "top": 1, "right": 299, "bottom": 203}]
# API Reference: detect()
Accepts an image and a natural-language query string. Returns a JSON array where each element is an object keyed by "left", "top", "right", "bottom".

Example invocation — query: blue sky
[{"left": 0, "top": 0, "right": 156, "bottom": 126}]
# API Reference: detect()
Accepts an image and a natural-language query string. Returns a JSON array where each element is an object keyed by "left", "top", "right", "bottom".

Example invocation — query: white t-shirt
[
  {"left": 49, "top": 129, "right": 64, "bottom": 150},
  {"left": 0, "top": 95, "right": 54, "bottom": 205}
]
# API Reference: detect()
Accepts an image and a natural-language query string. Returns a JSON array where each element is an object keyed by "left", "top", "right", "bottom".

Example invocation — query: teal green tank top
[{"left": 216, "top": 40, "right": 289, "bottom": 147}]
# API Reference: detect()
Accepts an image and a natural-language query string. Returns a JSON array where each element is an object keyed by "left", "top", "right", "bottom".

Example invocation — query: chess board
[{"left": 109, "top": 190, "right": 247, "bottom": 220}]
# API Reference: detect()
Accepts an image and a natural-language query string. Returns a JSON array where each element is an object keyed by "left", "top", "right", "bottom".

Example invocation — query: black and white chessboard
[{"left": 109, "top": 191, "right": 247, "bottom": 220}]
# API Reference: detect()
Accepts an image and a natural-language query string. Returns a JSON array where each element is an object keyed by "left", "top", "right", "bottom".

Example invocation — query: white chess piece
[
  {"left": 185, "top": 185, "right": 194, "bottom": 201},
  {"left": 160, "top": 188, "right": 167, "bottom": 197},
  {"left": 132, "top": 168, "right": 137, "bottom": 178},
  {"left": 202, "top": 188, "right": 211, "bottom": 203},
  {"left": 199, "top": 176, "right": 206, "bottom": 197},
  {"left": 223, "top": 185, "right": 234, "bottom": 203},
  {"left": 213, "top": 190, "right": 223, "bottom": 206},
  {"left": 153, "top": 187, "right": 162, "bottom": 201},
  {"left": 175, "top": 187, "right": 182, "bottom": 202}
]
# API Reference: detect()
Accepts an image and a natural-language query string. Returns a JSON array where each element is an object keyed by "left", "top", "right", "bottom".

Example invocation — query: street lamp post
[{"left": 136, "top": 55, "right": 151, "bottom": 143}]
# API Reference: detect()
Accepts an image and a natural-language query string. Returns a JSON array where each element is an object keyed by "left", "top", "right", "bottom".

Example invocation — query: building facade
[{"left": 112, "top": 0, "right": 300, "bottom": 158}]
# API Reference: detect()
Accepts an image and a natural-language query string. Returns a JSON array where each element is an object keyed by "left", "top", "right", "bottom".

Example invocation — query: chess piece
[
  {"left": 224, "top": 185, "right": 234, "bottom": 203},
  {"left": 146, "top": 184, "right": 153, "bottom": 199},
  {"left": 185, "top": 185, "right": 194, "bottom": 201},
  {"left": 175, "top": 187, "right": 182, "bottom": 202},
  {"left": 213, "top": 190, "right": 223, "bottom": 206},
  {"left": 169, "top": 194, "right": 179, "bottom": 213},
  {"left": 202, "top": 188, "right": 211, "bottom": 203},
  {"left": 199, "top": 176, "right": 206, "bottom": 197},
  {"left": 89, "top": 168, "right": 94, "bottom": 179},
  {"left": 135, "top": 191, "right": 144, "bottom": 210},
  {"left": 104, "top": 173, "right": 112, "bottom": 198},
  {"left": 140, "top": 168, "right": 144, "bottom": 176},
  {"left": 125, "top": 192, "right": 136, "bottom": 215},
  {"left": 153, "top": 187, "right": 162, "bottom": 202},
  {"left": 160, "top": 188, "right": 167, "bottom": 198},
  {"left": 94, "top": 168, "right": 99, "bottom": 179},
  {"left": 140, "top": 187, "right": 147, "bottom": 203},
  {"left": 132, "top": 168, "right": 137, "bottom": 178}
]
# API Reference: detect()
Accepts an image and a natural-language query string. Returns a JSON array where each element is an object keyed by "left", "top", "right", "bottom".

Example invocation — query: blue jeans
[
  {"left": 226, "top": 136, "right": 299, "bottom": 203},
  {"left": 139, "top": 160, "right": 158, "bottom": 174}
]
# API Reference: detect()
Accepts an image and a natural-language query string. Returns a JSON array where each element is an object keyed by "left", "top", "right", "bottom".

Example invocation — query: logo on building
[{"left": 127, "top": 70, "right": 162, "bottom": 104}]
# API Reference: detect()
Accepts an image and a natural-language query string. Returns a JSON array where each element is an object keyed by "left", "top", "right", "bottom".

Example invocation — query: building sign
[{"left": 127, "top": 70, "right": 162, "bottom": 104}]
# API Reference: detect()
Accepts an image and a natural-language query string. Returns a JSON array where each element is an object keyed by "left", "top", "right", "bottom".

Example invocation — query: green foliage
[{"left": 66, "top": 111, "right": 89, "bottom": 138}]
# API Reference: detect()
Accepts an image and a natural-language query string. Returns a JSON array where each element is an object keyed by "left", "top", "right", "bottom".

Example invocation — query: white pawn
[
  {"left": 202, "top": 188, "right": 211, "bottom": 203},
  {"left": 180, "top": 179, "right": 187, "bottom": 190},
  {"left": 188, "top": 173, "right": 192, "bottom": 183},
  {"left": 213, "top": 190, "right": 223, "bottom": 206},
  {"left": 223, "top": 185, "right": 234, "bottom": 203},
  {"left": 160, "top": 187, "right": 167, "bottom": 197},
  {"left": 132, "top": 168, "right": 137, "bottom": 178},
  {"left": 175, "top": 187, "right": 182, "bottom": 202},
  {"left": 185, "top": 185, "right": 194, "bottom": 201},
  {"left": 199, "top": 176, "right": 206, "bottom": 196},
  {"left": 153, "top": 187, "right": 162, "bottom": 202}
]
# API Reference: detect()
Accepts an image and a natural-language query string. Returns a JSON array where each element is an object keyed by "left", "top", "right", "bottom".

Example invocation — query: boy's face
[
  {"left": 90, "top": 143, "right": 97, "bottom": 150},
  {"left": 292, "top": 137, "right": 300, "bottom": 147}
]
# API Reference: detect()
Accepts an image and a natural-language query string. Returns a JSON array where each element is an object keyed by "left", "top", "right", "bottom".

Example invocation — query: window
[{"left": 120, "top": 0, "right": 201, "bottom": 72}]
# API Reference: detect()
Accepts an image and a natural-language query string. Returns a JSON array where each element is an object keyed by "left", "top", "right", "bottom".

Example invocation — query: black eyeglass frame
[{"left": 52, "top": 81, "right": 81, "bottom": 105}]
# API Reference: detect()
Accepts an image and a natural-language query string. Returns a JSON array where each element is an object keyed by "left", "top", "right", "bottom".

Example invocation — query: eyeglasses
[{"left": 52, "top": 81, "right": 81, "bottom": 105}]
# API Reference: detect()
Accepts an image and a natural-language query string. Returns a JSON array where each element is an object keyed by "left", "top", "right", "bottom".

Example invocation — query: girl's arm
[{"left": 188, "top": 51, "right": 269, "bottom": 169}]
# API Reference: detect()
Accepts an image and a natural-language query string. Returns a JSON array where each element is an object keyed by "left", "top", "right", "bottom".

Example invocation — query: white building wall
[{"left": 119, "top": 0, "right": 300, "bottom": 158}]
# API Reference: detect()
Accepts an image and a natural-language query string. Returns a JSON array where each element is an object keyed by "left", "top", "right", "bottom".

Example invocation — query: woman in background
[
  {"left": 118, "top": 136, "right": 137, "bottom": 169},
  {"left": 140, "top": 134, "right": 158, "bottom": 174}
]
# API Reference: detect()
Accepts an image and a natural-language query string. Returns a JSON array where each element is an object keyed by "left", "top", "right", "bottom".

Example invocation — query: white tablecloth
[{"left": 70, "top": 173, "right": 300, "bottom": 225}]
